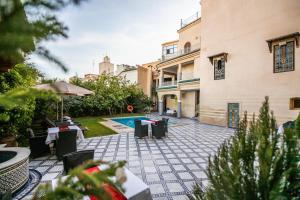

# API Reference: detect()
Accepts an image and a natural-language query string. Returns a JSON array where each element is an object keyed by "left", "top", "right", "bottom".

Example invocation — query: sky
[{"left": 29, "top": 0, "right": 201, "bottom": 80}]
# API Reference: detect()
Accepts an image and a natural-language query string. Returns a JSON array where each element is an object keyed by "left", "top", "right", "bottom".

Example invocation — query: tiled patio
[{"left": 27, "top": 115, "right": 234, "bottom": 200}]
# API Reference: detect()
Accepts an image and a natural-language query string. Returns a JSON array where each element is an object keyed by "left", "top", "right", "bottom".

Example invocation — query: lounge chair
[
  {"left": 63, "top": 150, "right": 94, "bottom": 174},
  {"left": 134, "top": 119, "right": 148, "bottom": 138},
  {"left": 151, "top": 120, "right": 166, "bottom": 139},
  {"left": 56, "top": 130, "right": 77, "bottom": 160},
  {"left": 27, "top": 128, "right": 50, "bottom": 159},
  {"left": 165, "top": 109, "right": 177, "bottom": 117}
]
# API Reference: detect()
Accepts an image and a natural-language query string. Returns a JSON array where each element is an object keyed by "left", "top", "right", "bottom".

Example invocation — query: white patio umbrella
[{"left": 35, "top": 81, "right": 94, "bottom": 121}]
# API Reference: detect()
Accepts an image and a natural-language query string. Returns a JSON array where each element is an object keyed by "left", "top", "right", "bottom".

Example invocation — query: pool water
[{"left": 112, "top": 117, "right": 150, "bottom": 128}]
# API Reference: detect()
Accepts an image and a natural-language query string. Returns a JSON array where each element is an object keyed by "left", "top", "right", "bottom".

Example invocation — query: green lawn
[{"left": 75, "top": 113, "right": 145, "bottom": 138}]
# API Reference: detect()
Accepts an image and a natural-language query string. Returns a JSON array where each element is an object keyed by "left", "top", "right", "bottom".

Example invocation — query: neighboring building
[
  {"left": 198, "top": 0, "right": 300, "bottom": 127},
  {"left": 157, "top": 11, "right": 201, "bottom": 118},
  {"left": 99, "top": 56, "right": 114, "bottom": 75},
  {"left": 117, "top": 64, "right": 151, "bottom": 97},
  {"left": 69, "top": 74, "right": 99, "bottom": 83},
  {"left": 142, "top": 61, "right": 160, "bottom": 111},
  {"left": 115, "top": 64, "right": 137, "bottom": 78},
  {"left": 82, "top": 74, "right": 99, "bottom": 82}
]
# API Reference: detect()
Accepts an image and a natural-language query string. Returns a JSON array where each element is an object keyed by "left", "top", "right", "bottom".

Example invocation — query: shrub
[
  {"left": 191, "top": 97, "right": 300, "bottom": 200},
  {"left": 66, "top": 74, "right": 151, "bottom": 117}
]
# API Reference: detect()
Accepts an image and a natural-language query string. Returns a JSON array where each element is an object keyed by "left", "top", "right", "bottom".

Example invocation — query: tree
[
  {"left": 0, "top": 64, "right": 57, "bottom": 143},
  {"left": 0, "top": 0, "right": 86, "bottom": 72},
  {"left": 66, "top": 73, "right": 151, "bottom": 117},
  {"left": 191, "top": 97, "right": 300, "bottom": 200}
]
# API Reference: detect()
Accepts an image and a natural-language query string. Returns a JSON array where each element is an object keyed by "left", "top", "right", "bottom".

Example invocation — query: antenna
[{"left": 92, "top": 59, "right": 95, "bottom": 73}]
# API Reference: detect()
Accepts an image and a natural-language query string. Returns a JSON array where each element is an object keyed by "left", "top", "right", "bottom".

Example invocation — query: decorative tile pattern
[
  {"left": 28, "top": 114, "right": 234, "bottom": 199},
  {"left": 13, "top": 169, "right": 42, "bottom": 200}
]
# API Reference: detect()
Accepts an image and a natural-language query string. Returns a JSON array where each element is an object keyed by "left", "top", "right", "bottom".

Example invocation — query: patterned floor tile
[
  {"left": 149, "top": 183, "right": 165, "bottom": 194},
  {"left": 166, "top": 182, "right": 185, "bottom": 193},
  {"left": 28, "top": 114, "right": 234, "bottom": 199}
]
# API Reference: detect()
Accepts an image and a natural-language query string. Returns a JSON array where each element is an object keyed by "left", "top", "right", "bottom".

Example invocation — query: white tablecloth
[
  {"left": 141, "top": 120, "right": 156, "bottom": 126},
  {"left": 51, "top": 166, "right": 152, "bottom": 200},
  {"left": 46, "top": 126, "right": 85, "bottom": 145}
]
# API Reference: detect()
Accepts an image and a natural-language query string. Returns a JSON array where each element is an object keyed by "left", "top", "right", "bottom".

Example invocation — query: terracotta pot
[{"left": 0, "top": 135, "right": 18, "bottom": 147}]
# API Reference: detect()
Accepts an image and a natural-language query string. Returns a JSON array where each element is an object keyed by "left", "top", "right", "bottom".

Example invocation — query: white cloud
[{"left": 31, "top": 0, "right": 201, "bottom": 80}]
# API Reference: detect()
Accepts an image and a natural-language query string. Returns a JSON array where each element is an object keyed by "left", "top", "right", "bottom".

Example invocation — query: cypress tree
[{"left": 191, "top": 97, "right": 300, "bottom": 200}]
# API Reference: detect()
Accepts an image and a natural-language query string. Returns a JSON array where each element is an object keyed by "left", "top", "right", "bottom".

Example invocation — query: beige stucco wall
[
  {"left": 178, "top": 19, "right": 201, "bottom": 50},
  {"left": 182, "top": 91, "right": 196, "bottom": 118},
  {"left": 199, "top": 0, "right": 300, "bottom": 126},
  {"left": 137, "top": 67, "right": 149, "bottom": 96}
]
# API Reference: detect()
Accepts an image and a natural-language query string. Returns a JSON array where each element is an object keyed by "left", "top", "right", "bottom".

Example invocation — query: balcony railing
[
  {"left": 162, "top": 43, "right": 200, "bottom": 62},
  {"left": 180, "top": 12, "right": 200, "bottom": 28},
  {"left": 181, "top": 72, "right": 196, "bottom": 80},
  {"left": 179, "top": 73, "right": 200, "bottom": 83},
  {"left": 157, "top": 81, "right": 177, "bottom": 88}
]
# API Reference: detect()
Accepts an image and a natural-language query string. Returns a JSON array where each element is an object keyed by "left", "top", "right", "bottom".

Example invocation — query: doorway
[{"left": 228, "top": 103, "right": 239, "bottom": 128}]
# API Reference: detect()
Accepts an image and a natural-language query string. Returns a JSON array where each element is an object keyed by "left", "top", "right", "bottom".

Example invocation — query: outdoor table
[
  {"left": 51, "top": 166, "right": 152, "bottom": 200},
  {"left": 46, "top": 125, "right": 85, "bottom": 145},
  {"left": 141, "top": 120, "right": 158, "bottom": 138}
]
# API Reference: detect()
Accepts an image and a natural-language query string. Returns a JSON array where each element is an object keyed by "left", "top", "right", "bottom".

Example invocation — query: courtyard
[{"left": 26, "top": 115, "right": 234, "bottom": 200}]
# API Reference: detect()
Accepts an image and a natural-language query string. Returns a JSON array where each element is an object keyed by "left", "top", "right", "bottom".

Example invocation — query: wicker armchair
[
  {"left": 56, "top": 130, "right": 77, "bottom": 160},
  {"left": 27, "top": 128, "right": 50, "bottom": 159},
  {"left": 63, "top": 150, "right": 94, "bottom": 174},
  {"left": 134, "top": 119, "right": 148, "bottom": 138},
  {"left": 162, "top": 117, "right": 169, "bottom": 134},
  {"left": 151, "top": 120, "right": 166, "bottom": 139}
]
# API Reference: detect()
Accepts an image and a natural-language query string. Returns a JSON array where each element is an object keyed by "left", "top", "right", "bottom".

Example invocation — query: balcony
[
  {"left": 161, "top": 43, "right": 200, "bottom": 62},
  {"left": 180, "top": 12, "right": 200, "bottom": 28},
  {"left": 157, "top": 81, "right": 178, "bottom": 90},
  {"left": 179, "top": 73, "right": 200, "bottom": 84}
]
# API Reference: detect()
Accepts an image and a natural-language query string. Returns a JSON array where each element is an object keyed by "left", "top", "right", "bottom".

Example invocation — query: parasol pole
[
  {"left": 61, "top": 95, "right": 64, "bottom": 122},
  {"left": 56, "top": 101, "right": 59, "bottom": 120}
]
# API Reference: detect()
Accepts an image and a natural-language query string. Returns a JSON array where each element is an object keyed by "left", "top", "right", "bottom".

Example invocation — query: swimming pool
[{"left": 112, "top": 117, "right": 150, "bottom": 128}]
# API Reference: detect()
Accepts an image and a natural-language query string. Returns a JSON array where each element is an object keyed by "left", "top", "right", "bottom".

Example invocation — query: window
[
  {"left": 162, "top": 44, "right": 177, "bottom": 55},
  {"left": 274, "top": 41, "right": 295, "bottom": 73},
  {"left": 184, "top": 42, "right": 191, "bottom": 53},
  {"left": 290, "top": 98, "right": 300, "bottom": 110},
  {"left": 214, "top": 58, "right": 225, "bottom": 80}
]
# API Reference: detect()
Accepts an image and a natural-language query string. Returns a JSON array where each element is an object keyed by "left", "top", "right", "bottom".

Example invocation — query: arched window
[{"left": 184, "top": 42, "right": 191, "bottom": 53}]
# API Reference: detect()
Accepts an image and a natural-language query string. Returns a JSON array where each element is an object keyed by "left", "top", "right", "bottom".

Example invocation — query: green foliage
[
  {"left": 191, "top": 97, "right": 300, "bottom": 200},
  {"left": 67, "top": 73, "right": 151, "bottom": 117},
  {"left": 0, "top": 64, "right": 58, "bottom": 140},
  {"left": 0, "top": 0, "right": 86, "bottom": 72},
  {"left": 33, "top": 160, "right": 126, "bottom": 200},
  {"left": 0, "top": 63, "right": 40, "bottom": 93}
]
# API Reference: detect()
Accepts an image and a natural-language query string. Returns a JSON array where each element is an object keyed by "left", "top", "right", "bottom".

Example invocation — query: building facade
[
  {"left": 157, "top": 12, "right": 201, "bottom": 118},
  {"left": 156, "top": 0, "right": 300, "bottom": 127},
  {"left": 198, "top": 0, "right": 300, "bottom": 127}
]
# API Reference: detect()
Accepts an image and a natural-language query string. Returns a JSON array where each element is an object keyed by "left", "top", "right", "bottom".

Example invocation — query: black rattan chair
[
  {"left": 151, "top": 120, "right": 166, "bottom": 139},
  {"left": 28, "top": 128, "right": 50, "bottom": 159},
  {"left": 0, "top": 192, "right": 12, "bottom": 200},
  {"left": 134, "top": 119, "right": 148, "bottom": 138},
  {"left": 63, "top": 150, "right": 94, "bottom": 174},
  {"left": 162, "top": 117, "right": 169, "bottom": 134},
  {"left": 56, "top": 130, "right": 77, "bottom": 160}
]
